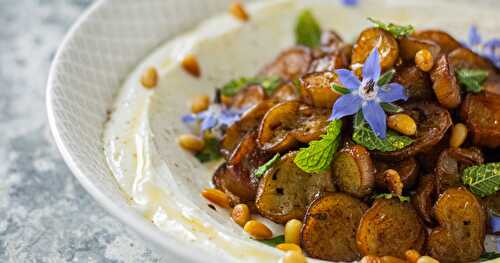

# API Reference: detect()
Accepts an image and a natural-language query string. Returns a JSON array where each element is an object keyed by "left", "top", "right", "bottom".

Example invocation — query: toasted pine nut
[
  {"left": 281, "top": 251, "right": 307, "bottom": 263},
  {"left": 140, "top": 67, "right": 158, "bottom": 88},
  {"left": 417, "top": 256, "right": 440, "bottom": 263},
  {"left": 415, "top": 49, "right": 434, "bottom": 72},
  {"left": 384, "top": 169, "right": 403, "bottom": 196},
  {"left": 229, "top": 2, "right": 249, "bottom": 21},
  {"left": 201, "top": 188, "right": 230, "bottom": 208},
  {"left": 244, "top": 220, "right": 273, "bottom": 240},
  {"left": 284, "top": 219, "right": 302, "bottom": 245},
  {"left": 276, "top": 243, "right": 302, "bottom": 253},
  {"left": 231, "top": 204, "right": 250, "bottom": 227},
  {"left": 178, "top": 134, "right": 205, "bottom": 152},
  {"left": 181, "top": 54, "right": 201, "bottom": 77},
  {"left": 387, "top": 113, "right": 417, "bottom": 136},
  {"left": 405, "top": 249, "right": 421, "bottom": 263},
  {"left": 361, "top": 255, "right": 382, "bottom": 263},
  {"left": 191, "top": 95, "right": 210, "bottom": 113},
  {"left": 380, "top": 256, "right": 408, "bottom": 263},
  {"left": 449, "top": 123, "right": 468, "bottom": 148}
]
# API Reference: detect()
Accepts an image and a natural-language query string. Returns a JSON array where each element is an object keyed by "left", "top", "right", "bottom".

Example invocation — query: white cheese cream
[{"left": 103, "top": 0, "right": 498, "bottom": 261}]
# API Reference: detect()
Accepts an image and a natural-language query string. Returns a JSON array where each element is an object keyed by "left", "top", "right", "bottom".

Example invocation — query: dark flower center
[{"left": 364, "top": 79, "right": 375, "bottom": 93}]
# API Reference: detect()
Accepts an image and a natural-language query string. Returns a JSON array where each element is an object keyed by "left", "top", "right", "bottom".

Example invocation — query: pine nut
[
  {"left": 405, "top": 249, "right": 421, "bottom": 263},
  {"left": 384, "top": 169, "right": 403, "bottom": 196},
  {"left": 244, "top": 220, "right": 273, "bottom": 240},
  {"left": 191, "top": 95, "right": 210, "bottom": 113},
  {"left": 231, "top": 204, "right": 250, "bottom": 227},
  {"left": 229, "top": 2, "right": 249, "bottom": 21},
  {"left": 387, "top": 113, "right": 417, "bottom": 136},
  {"left": 284, "top": 219, "right": 302, "bottom": 245},
  {"left": 380, "top": 256, "right": 408, "bottom": 263},
  {"left": 140, "top": 67, "right": 158, "bottom": 88},
  {"left": 276, "top": 243, "right": 302, "bottom": 253},
  {"left": 280, "top": 251, "right": 307, "bottom": 263},
  {"left": 449, "top": 123, "right": 468, "bottom": 148},
  {"left": 178, "top": 134, "right": 205, "bottom": 152},
  {"left": 181, "top": 54, "right": 201, "bottom": 77},
  {"left": 417, "top": 256, "right": 440, "bottom": 263},
  {"left": 201, "top": 188, "right": 230, "bottom": 208},
  {"left": 415, "top": 49, "right": 434, "bottom": 72},
  {"left": 361, "top": 255, "right": 382, "bottom": 263}
]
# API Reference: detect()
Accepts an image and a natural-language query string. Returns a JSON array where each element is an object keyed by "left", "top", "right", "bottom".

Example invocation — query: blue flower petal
[
  {"left": 182, "top": 114, "right": 197, "bottom": 123},
  {"left": 329, "top": 93, "right": 362, "bottom": 120},
  {"left": 378, "top": 83, "right": 408, "bottom": 103},
  {"left": 362, "top": 100, "right": 386, "bottom": 138},
  {"left": 362, "top": 47, "right": 381, "bottom": 81},
  {"left": 468, "top": 25, "right": 482, "bottom": 46},
  {"left": 200, "top": 115, "right": 217, "bottom": 132},
  {"left": 340, "top": 0, "right": 358, "bottom": 6},
  {"left": 491, "top": 214, "right": 500, "bottom": 233},
  {"left": 335, "top": 69, "right": 361, "bottom": 90}
]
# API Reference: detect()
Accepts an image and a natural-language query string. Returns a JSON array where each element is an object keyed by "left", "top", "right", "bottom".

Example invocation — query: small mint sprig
[
  {"left": 368, "top": 17, "right": 415, "bottom": 38},
  {"left": 254, "top": 153, "right": 280, "bottom": 178},
  {"left": 462, "top": 162, "right": 500, "bottom": 197},
  {"left": 375, "top": 193, "right": 410, "bottom": 202},
  {"left": 221, "top": 76, "right": 281, "bottom": 97},
  {"left": 294, "top": 120, "right": 342, "bottom": 173},
  {"left": 295, "top": 9, "right": 322, "bottom": 48},
  {"left": 255, "top": 235, "right": 284, "bottom": 246},
  {"left": 456, "top": 69, "right": 489, "bottom": 93}
]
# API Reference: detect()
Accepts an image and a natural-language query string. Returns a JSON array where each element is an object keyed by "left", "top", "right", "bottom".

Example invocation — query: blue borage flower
[
  {"left": 491, "top": 214, "right": 500, "bottom": 251},
  {"left": 341, "top": 0, "right": 358, "bottom": 7},
  {"left": 182, "top": 104, "right": 244, "bottom": 135},
  {"left": 465, "top": 25, "right": 500, "bottom": 68},
  {"left": 330, "top": 47, "right": 408, "bottom": 138}
]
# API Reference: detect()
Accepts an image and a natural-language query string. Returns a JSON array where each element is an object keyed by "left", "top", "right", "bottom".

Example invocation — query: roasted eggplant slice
[
  {"left": 412, "top": 174, "right": 437, "bottom": 226},
  {"left": 271, "top": 82, "right": 299, "bottom": 102},
  {"left": 460, "top": 80, "right": 500, "bottom": 148},
  {"left": 393, "top": 65, "right": 433, "bottom": 101},
  {"left": 428, "top": 187, "right": 486, "bottom": 263},
  {"left": 374, "top": 157, "right": 419, "bottom": 191},
  {"left": 309, "top": 44, "right": 352, "bottom": 72},
  {"left": 301, "top": 193, "right": 367, "bottom": 261},
  {"left": 351, "top": 28, "right": 399, "bottom": 72},
  {"left": 372, "top": 102, "right": 452, "bottom": 160},
  {"left": 299, "top": 72, "right": 342, "bottom": 108},
  {"left": 260, "top": 46, "right": 312, "bottom": 81},
  {"left": 257, "top": 101, "right": 330, "bottom": 152},
  {"left": 230, "top": 85, "right": 266, "bottom": 109},
  {"left": 399, "top": 37, "right": 441, "bottom": 62},
  {"left": 255, "top": 152, "right": 335, "bottom": 224},
  {"left": 435, "top": 147, "right": 484, "bottom": 194},
  {"left": 331, "top": 145, "right": 375, "bottom": 198},
  {"left": 430, "top": 54, "right": 462, "bottom": 109},
  {"left": 412, "top": 30, "right": 462, "bottom": 54},
  {"left": 448, "top": 47, "right": 498, "bottom": 73},
  {"left": 356, "top": 198, "right": 426, "bottom": 258}
]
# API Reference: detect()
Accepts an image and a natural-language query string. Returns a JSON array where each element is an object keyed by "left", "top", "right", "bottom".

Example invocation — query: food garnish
[
  {"left": 462, "top": 162, "right": 500, "bottom": 197},
  {"left": 181, "top": 54, "right": 201, "bottom": 77},
  {"left": 229, "top": 2, "right": 249, "bottom": 22},
  {"left": 480, "top": 252, "right": 500, "bottom": 261},
  {"left": 367, "top": 17, "right": 415, "bottom": 38},
  {"left": 374, "top": 193, "right": 410, "bottom": 202},
  {"left": 254, "top": 153, "right": 280, "bottom": 178},
  {"left": 195, "top": 137, "right": 222, "bottom": 163},
  {"left": 140, "top": 67, "right": 158, "bottom": 88},
  {"left": 221, "top": 76, "right": 281, "bottom": 96},
  {"left": 295, "top": 9, "right": 321, "bottom": 48},
  {"left": 456, "top": 69, "right": 489, "bottom": 93}
]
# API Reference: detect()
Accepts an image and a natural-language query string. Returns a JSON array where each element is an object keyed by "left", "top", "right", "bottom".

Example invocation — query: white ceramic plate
[{"left": 47, "top": 0, "right": 500, "bottom": 262}]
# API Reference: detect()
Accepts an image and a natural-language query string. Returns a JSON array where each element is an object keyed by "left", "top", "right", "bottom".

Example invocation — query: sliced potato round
[
  {"left": 448, "top": 47, "right": 497, "bottom": 73},
  {"left": 412, "top": 30, "right": 462, "bottom": 54},
  {"left": 260, "top": 46, "right": 312, "bottom": 81},
  {"left": 356, "top": 198, "right": 426, "bottom": 258},
  {"left": 411, "top": 174, "right": 437, "bottom": 226},
  {"left": 430, "top": 54, "right": 461, "bottom": 109},
  {"left": 255, "top": 152, "right": 335, "bottom": 224},
  {"left": 393, "top": 65, "right": 433, "bottom": 101},
  {"left": 428, "top": 187, "right": 486, "bottom": 263},
  {"left": 301, "top": 193, "right": 368, "bottom": 261},
  {"left": 299, "top": 72, "right": 342, "bottom": 108},
  {"left": 374, "top": 157, "right": 419, "bottom": 191},
  {"left": 372, "top": 102, "right": 452, "bottom": 160},
  {"left": 331, "top": 145, "right": 375, "bottom": 198},
  {"left": 399, "top": 37, "right": 441, "bottom": 62},
  {"left": 351, "top": 28, "right": 399, "bottom": 72}
]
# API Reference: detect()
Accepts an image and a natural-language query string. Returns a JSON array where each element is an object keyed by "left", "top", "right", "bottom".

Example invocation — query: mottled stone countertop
[{"left": 0, "top": 1, "right": 164, "bottom": 262}]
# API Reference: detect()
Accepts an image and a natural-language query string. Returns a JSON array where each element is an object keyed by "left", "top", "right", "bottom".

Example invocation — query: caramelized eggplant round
[
  {"left": 435, "top": 147, "right": 484, "bottom": 194},
  {"left": 351, "top": 28, "right": 399, "bottom": 72},
  {"left": 430, "top": 54, "right": 461, "bottom": 109},
  {"left": 374, "top": 157, "right": 419, "bottom": 191},
  {"left": 412, "top": 30, "right": 462, "bottom": 54},
  {"left": 393, "top": 65, "right": 433, "bottom": 101},
  {"left": 299, "top": 72, "right": 342, "bottom": 108},
  {"left": 411, "top": 174, "right": 437, "bottom": 226},
  {"left": 398, "top": 37, "right": 441, "bottom": 62},
  {"left": 332, "top": 145, "right": 375, "bottom": 198},
  {"left": 448, "top": 47, "right": 498, "bottom": 73},
  {"left": 260, "top": 46, "right": 312, "bottom": 81}
]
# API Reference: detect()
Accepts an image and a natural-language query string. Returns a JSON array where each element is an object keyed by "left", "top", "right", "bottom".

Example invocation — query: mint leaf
[
  {"left": 294, "top": 120, "right": 342, "bottom": 173},
  {"left": 352, "top": 114, "right": 413, "bottom": 152},
  {"left": 377, "top": 69, "right": 396, "bottom": 86},
  {"left": 480, "top": 252, "right": 500, "bottom": 261},
  {"left": 255, "top": 235, "right": 285, "bottom": 246},
  {"left": 195, "top": 138, "right": 222, "bottom": 163},
  {"left": 462, "top": 162, "right": 500, "bottom": 197},
  {"left": 295, "top": 9, "right": 322, "bottom": 48},
  {"left": 456, "top": 69, "right": 489, "bottom": 93},
  {"left": 368, "top": 18, "right": 415, "bottom": 38},
  {"left": 221, "top": 76, "right": 281, "bottom": 96},
  {"left": 331, "top": 83, "right": 350, "bottom": 95},
  {"left": 381, "top": 102, "right": 404, "bottom": 113},
  {"left": 375, "top": 193, "right": 410, "bottom": 202},
  {"left": 254, "top": 153, "right": 280, "bottom": 178}
]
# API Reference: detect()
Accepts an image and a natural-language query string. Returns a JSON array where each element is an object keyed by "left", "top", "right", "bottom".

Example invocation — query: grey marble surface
[{"left": 0, "top": 1, "right": 164, "bottom": 262}]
